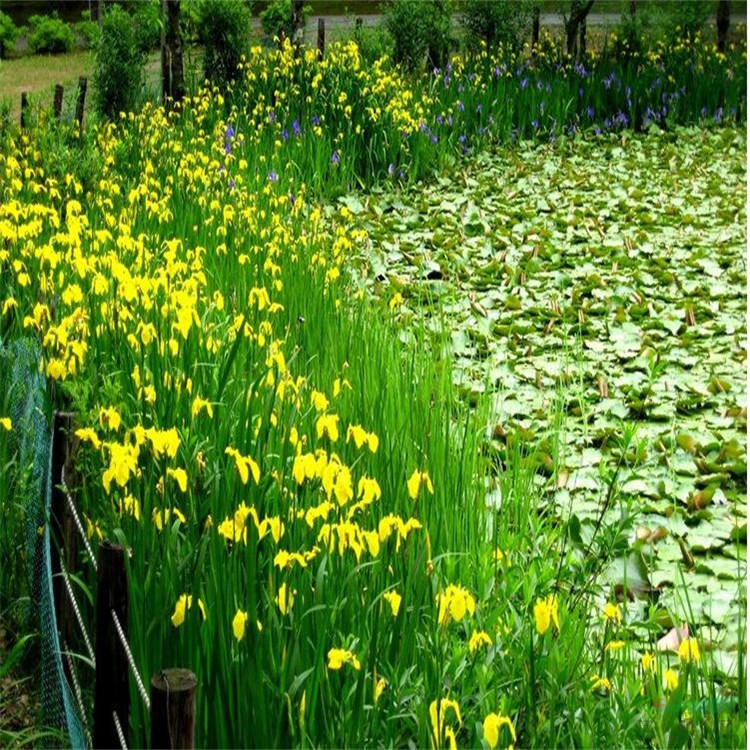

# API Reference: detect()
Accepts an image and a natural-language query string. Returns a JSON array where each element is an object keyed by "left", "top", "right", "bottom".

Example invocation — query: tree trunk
[
  {"left": 426, "top": 0, "right": 448, "bottom": 71},
  {"left": 167, "top": 0, "right": 184, "bottom": 103},
  {"left": 292, "top": 0, "right": 304, "bottom": 46},
  {"left": 630, "top": 0, "right": 636, "bottom": 18},
  {"left": 579, "top": 16, "right": 586, "bottom": 57},
  {"left": 97, "top": 0, "right": 104, "bottom": 25},
  {"left": 717, "top": 0, "right": 730, "bottom": 53},
  {"left": 565, "top": 0, "right": 595, "bottom": 58},
  {"left": 532, "top": 5, "right": 540, "bottom": 47},
  {"left": 160, "top": 0, "right": 170, "bottom": 104}
]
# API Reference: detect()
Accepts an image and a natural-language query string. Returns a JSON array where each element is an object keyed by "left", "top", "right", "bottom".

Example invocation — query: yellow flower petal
[{"left": 232, "top": 609, "right": 248, "bottom": 641}]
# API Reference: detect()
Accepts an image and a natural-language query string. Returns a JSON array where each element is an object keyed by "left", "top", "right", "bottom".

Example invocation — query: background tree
[
  {"left": 166, "top": 0, "right": 184, "bottom": 102},
  {"left": 717, "top": 0, "right": 730, "bottom": 52},
  {"left": 93, "top": 4, "right": 144, "bottom": 118},
  {"left": 461, "top": 0, "right": 536, "bottom": 55},
  {"left": 563, "top": 0, "right": 595, "bottom": 58},
  {"left": 425, "top": 0, "right": 453, "bottom": 71},
  {"left": 196, "top": 0, "right": 251, "bottom": 87}
]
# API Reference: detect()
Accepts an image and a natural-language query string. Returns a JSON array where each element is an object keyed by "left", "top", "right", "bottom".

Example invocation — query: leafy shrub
[
  {"left": 612, "top": 7, "right": 649, "bottom": 62},
  {"left": 460, "top": 0, "right": 536, "bottom": 54},
  {"left": 386, "top": 0, "right": 453, "bottom": 72},
  {"left": 76, "top": 10, "right": 101, "bottom": 49},
  {"left": 353, "top": 21, "right": 393, "bottom": 65},
  {"left": 196, "top": 0, "right": 252, "bottom": 87},
  {"left": 27, "top": 13, "right": 75, "bottom": 54},
  {"left": 93, "top": 5, "right": 145, "bottom": 119},
  {"left": 133, "top": 0, "right": 163, "bottom": 52},
  {"left": 424, "top": 0, "right": 454, "bottom": 70},
  {"left": 386, "top": 0, "right": 426, "bottom": 70},
  {"left": 0, "top": 11, "right": 18, "bottom": 58},
  {"left": 259, "top": 0, "right": 304, "bottom": 41},
  {"left": 660, "top": 0, "right": 712, "bottom": 40}
]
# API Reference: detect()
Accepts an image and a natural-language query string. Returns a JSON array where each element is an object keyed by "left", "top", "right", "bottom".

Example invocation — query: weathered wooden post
[
  {"left": 53, "top": 84, "right": 64, "bottom": 120},
  {"left": 50, "top": 412, "right": 78, "bottom": 661},
  {"left": 93, "top": 542, "right": 130, "bottom": 749},
  {"left": 151, "top": 669, "right": 197, "bottom": 749},
  {"left": 75, "top": 77, "right": 87, "bottom": 130},
  {"left": 317, "top": 17, "right": 325, "bottom": 59},
  {"left": 355, "top": 16, "right": 363, "bottom": 34},
  {"left": 20, "top": 91, "right": 29, "bottom": 129}
]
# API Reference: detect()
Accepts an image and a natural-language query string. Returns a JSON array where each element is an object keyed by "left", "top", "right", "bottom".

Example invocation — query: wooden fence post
[
  {"left": 151, "top": 669, "right": 197, "bottom": 749},
  {"left": 317, "top": 18, "right": 325, "bottom": 59},
  {"left": 20, "top": 91, "right": 28, "bottom": 129},
  {"left": 75, "top": 77, "right": 87, "bottom": 130},
  {"left": 50, "top": 411, "right": 78, "bottom": 664},
  {"left": 53, "top": 84, "right": 64, "bottom": 120},
  {"left": 355, "top": 17, "right": 363, "bottom": 34},
  {"left": 93, "top": 542, "right": 130, "bottom": 750}
]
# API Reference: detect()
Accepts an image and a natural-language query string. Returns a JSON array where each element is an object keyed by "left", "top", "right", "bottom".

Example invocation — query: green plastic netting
[{"left": 1, "top": 338, "right": 87, "bottom": 749}]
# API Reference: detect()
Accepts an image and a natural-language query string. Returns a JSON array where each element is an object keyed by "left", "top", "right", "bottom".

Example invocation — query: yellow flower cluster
[{"left": 436, "top": 584, "right": 476, "bottom": 626}]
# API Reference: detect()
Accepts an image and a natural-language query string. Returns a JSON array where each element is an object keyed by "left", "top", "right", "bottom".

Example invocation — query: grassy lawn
[
  {"left": 0, "top": 50, "right": 92, "bottom": 121},
  {"left": 0, "top": 48, "right": 195, "bottom": 122}
]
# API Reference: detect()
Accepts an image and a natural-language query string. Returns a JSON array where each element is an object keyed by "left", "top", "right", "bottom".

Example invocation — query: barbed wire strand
[
  {"left": 59, "top": 560, "right": 96, "bottom": 665},
  {"left": 111, "top": 609, "right": 151, "bottom": 712},
  {"left": 63, "top": 643, "right": 93, "bottom": 748},
  {"left": 60, "top": 464, "right": 98, "bottom": 573},
  {"left": 113, "top": 710, "right": 128, "bottom": 750}
]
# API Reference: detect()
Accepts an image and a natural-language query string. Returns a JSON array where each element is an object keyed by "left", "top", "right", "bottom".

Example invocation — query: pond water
[{"left": 344, "top": 126, "right": 747, "bottom": 667}]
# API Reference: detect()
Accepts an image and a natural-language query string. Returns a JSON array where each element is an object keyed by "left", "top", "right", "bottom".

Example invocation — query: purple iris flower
[
  {"left": 331, "top": 151, "right": 340, "bottom": 165},
  {"left": 268, "top": 170, "right": 278, "bottom": 182}
]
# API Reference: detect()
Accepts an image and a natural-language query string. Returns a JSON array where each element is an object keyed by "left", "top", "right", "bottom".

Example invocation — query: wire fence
[
  {"left": 56, "top": 447, "right": 153, "bottom": 748},
  {"left": 3, "top": 338, "right": 195, "bottom": 749}
]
